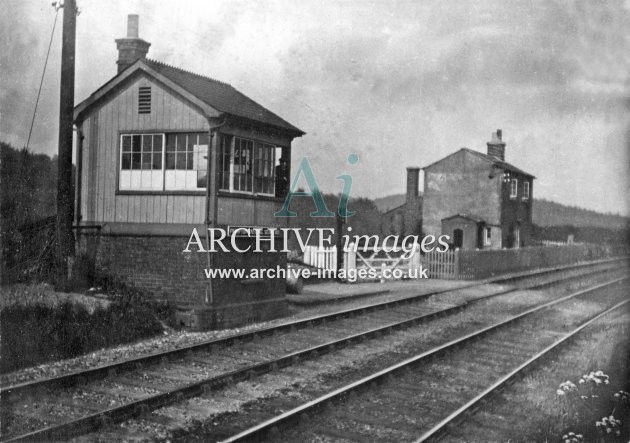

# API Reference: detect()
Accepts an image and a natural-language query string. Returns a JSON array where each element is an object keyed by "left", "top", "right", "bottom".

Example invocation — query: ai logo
[{"left": 274, "top": 154, "right": 359, "bottom": 218}]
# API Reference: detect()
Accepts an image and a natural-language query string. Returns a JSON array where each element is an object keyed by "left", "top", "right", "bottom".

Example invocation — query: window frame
[
  {"left": 118, "top": 131, "right": 209, "bottom": 193},
  {"left": 483, "top": 226, "right": 492, "bottom": 246},
  {"left": 509, "top": 178, "right": 518, "bottom": 199},
  {"left": 219, "top": 135, "right": 278, "bottom": 198},
  {"left": 522, "top": 180, "right": 530, "bottom": 201}
]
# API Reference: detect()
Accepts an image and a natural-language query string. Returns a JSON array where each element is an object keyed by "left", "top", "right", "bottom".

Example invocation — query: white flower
[{"left": 557, "top": 389, "right": 565, "bottom": 396}]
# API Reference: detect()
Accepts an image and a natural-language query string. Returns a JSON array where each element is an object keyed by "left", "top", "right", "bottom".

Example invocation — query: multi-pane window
[
  {"left": 510, "top": 178, "right": 518, "bottom": 199},
  {"left": 522, "top": 181, "right": 530, "bottom": 200},
  {"left": 165, "top": 133, "right": 208, "bottom": 190},
  {"left": 233, "top": 138, "right": 253, "bottom": 192},
  {"left": 119, "top": 132, "right": 208, "bottom": 191},
  {"left": 220, "top": 136, "right": 280, "bottom": 196},
  {"left": 254, "top": 144, "right": 276, "bottom": 195}
]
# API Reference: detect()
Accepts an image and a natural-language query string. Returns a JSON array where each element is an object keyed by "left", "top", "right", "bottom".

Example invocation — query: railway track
[
  {"left": 0, "top": 259, "right": 627, "bottom": 441},
  {"left": 414, "top": 299, "right": 629, "bottom": 443},
  {"left": 1, "top": 258, "right": 622, "bottom": 395},
  {"left": 218, "top": 278, "right": 629, "bottom": 443}
]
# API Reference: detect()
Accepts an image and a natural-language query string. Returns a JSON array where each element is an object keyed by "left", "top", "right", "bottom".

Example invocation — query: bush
[{"left": 1, "top": 300, "right": 163, "bottom": 373}]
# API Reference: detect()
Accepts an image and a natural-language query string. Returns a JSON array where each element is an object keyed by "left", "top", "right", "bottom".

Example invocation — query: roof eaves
[
  {"left": 221, "top": 84, "right": 305, "bottom": 136},
  {"left": 422, "top": 148, "right": 468, "bottom": 170},
  {"left": 143, "top": 58, "right": 305, "bottom": 136},
  {"left": 73, "top": 59, "right": 219, "bottom": 122},
  {"left": 423, "top": 147, "right": 535, "bottom": 179},
  {"left": 382, "top": 202, "right": 407, "bottom": 214},
  {"left": 442, "top": 213, "right": 485, "bottom": 223}
]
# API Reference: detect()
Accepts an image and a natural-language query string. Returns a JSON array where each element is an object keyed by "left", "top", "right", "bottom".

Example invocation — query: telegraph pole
[{"left": 56, "top": 0, "right": 77, "bottom": 290}]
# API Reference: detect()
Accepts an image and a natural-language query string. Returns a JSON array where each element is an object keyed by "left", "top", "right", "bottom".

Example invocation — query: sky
[{"left": 2, "top": 0, "right": 629, "bottom": 215}]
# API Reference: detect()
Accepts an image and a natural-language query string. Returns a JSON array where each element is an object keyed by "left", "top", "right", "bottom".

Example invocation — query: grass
[
  {"left": 0, "top": 282, "right": 110, "bottom": 311},
  {"left": 451, "top": 310, "right": 630, "bottom": 442},
  {"left": 0, "top": 282, "right": 165, "bottom": 374}
]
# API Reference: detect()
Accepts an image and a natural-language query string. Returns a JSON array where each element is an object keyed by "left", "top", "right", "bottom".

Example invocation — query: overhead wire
[{"left": 25, "top": 4, "right": 61, "bottom": 151}]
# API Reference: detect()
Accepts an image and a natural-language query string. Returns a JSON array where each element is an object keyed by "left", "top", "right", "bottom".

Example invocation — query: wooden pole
[
  {"left": 55, "top": 0, "right": 77, "bottom": 291},
  {"left": 336, "top": 212, "right": 344, "bottom": 281},
  {"left": 0, "top": 153, "right": 3, "bottom": 284}
]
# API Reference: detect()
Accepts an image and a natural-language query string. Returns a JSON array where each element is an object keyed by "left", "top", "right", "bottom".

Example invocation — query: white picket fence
[
  {"left": 305, "top": 243, "right": 624, "bottom": 281},
  {"left": 303, "top": 243, "right": 421, "bottom": 280},
  {"left": 303, "top": 245, "right": 338, "bottom": 271}
]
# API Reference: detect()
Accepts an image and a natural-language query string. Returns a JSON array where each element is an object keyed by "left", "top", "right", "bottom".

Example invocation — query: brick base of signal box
[{"left": 78, "top": 231, "right": 288, "bottom": 330}]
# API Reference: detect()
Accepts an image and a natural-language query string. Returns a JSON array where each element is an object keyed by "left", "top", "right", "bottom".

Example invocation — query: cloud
[
  {"left": 0, "top": 2, "right": 62, "bottom": 150},
  {"left": 0, "top": 0, "right": 627, "bottom": 214}
]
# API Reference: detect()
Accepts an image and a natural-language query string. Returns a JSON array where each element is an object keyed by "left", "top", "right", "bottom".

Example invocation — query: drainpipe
[
  {"left": 204, "top": 116, "right": 227, "bottom": 306},
  {"left": 74, "top": 125, "right": 84, "bottom": 227}
]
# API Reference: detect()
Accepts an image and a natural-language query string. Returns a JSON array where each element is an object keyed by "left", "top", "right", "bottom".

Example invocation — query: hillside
[
  {"left": 1, "top": 142, "right": 59, "bottom": 282},
  {"left": 373, "top": 192, "right": 628, "bottom": 229},
  {"left": 533, "top": 199, "right": 627, "bottom": 229},
  {"left": 1, "top": 142, "right": 57, "bottom": 227},
  {"left": 373, "top": 193, "right": 409, "bottom": 213}
]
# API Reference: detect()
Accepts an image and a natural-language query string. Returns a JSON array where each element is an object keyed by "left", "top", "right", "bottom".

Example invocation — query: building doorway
[
  {"left": 507, "top": 224, "right": 520, "bottom": 249},
  {"left": 453, "top": 229, "right": 463, "bottom": 249}
]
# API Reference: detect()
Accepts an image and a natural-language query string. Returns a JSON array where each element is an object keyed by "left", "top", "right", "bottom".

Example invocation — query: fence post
[
  {"left": 345, "top": 242, "right": 357, "bottom": 274},
  {"left": 410, "top": 243, "right": 421, "bottom": 273},
  {"left": 303, "top": 246, "right": 310, "bottom": 266},
  {"left": 454, "top": 248, "right": 460, "bottom": 280}
]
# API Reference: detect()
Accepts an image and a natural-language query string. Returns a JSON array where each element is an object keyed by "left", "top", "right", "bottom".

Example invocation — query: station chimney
[
  {"left": 487, "top": 129, "right": 506, "bottom": 161},
  {"left": 406, "top": 167, "right": 420, "bottom": 204},
  {"left": 115, "top": 14, "right": 151, "bottom": 73}
]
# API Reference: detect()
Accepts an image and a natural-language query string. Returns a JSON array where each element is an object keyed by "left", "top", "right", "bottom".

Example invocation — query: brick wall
[
  {"left": 78, "top": 232, "right": 288, "bottom": 329},
  {"left": 500, "top": 174, "right": 533, "bottom": 247}
]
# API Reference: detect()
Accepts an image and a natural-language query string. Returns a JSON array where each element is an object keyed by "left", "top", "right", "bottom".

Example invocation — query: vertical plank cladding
[
  {"left": 86, "top": 74, "right": 209, "bottom": 224},
  {"left": 216, "top": 197, "right": 289, "bottom": 228},
  {"left": 80, "top": 115, "right": 93, "bottom": 222},
  {"left": 79, "top": 116, "right": 90, "bottom": 222},
  {"left": 95, "top": 102, "right": 108, "bottom": 222},
  {"left": 87, "top": 113, "right": 99, "bottom": 222}
]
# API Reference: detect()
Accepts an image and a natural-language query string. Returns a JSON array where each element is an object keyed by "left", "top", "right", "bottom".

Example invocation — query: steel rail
[
  {"left": 1, "top": 279, "right": 540, "bottom": 443},
  {"left": 3, "top": 305, "right": 468, "bottom": 442},
  {"left": 415, "top": 298, "right": 630, "bottom": 442},
  {"left": 2, "top": 257, "right": 623, "bottom": 402},
  {"left": 218, "top": 277, "right": 628, "bottom": 443},
  {"left": 0, "top": 264, "right": 626, "bottom": 442}
]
